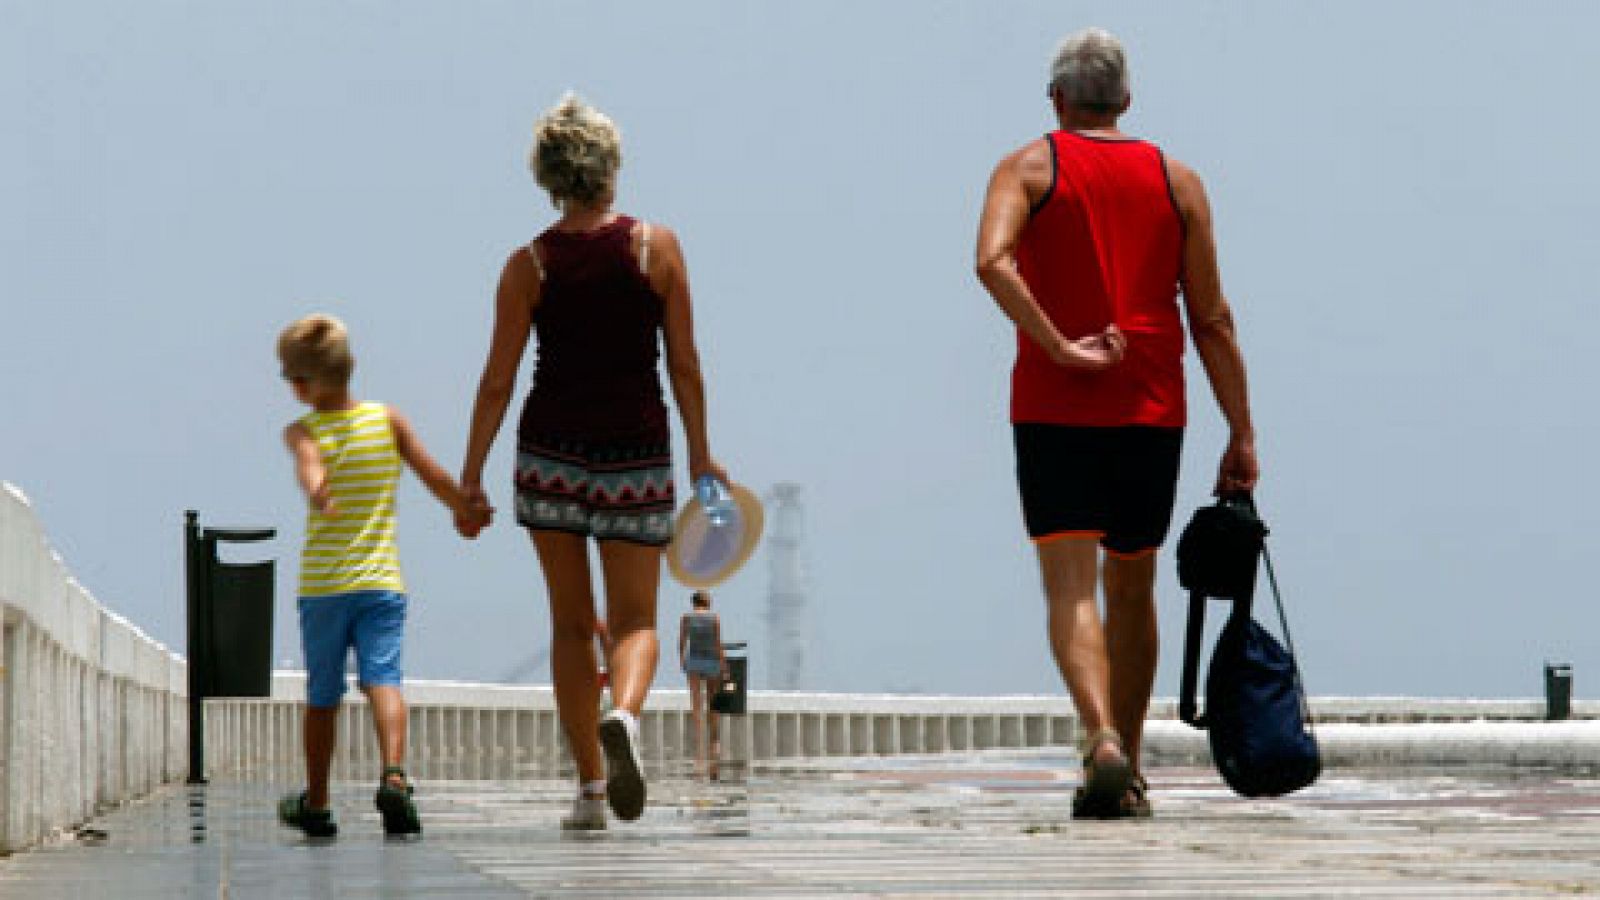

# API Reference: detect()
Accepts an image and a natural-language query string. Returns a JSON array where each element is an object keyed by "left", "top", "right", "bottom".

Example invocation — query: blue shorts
[
  {"left": 298, "top": 590, "right": 407, "bottom": 708},
  {"left": 684, "top": 657, "right": 721, "bottom": 678}
]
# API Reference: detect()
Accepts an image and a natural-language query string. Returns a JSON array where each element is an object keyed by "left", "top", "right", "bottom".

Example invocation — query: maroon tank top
[{"left": 518, "top": 215, "right": 669, "bottom": 442}]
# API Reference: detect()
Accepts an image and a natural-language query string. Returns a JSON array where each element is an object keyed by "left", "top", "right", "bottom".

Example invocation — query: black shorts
[{"left": 1013, "top": 423, "right": 1183, "bottom": 556}]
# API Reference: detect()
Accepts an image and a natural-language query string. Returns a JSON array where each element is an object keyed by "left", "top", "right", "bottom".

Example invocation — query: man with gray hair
[{"left": 975, "top": 27, "right": 1259, "bottom": 819}]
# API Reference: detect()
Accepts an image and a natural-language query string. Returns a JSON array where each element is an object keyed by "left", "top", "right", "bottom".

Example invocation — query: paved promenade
[{"left": 3, "top": 751, "right": 1598, "bottom": 898}]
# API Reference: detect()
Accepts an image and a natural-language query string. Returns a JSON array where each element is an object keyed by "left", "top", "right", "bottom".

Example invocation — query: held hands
[
  {"left": 454, "top": 484, "right": 495, "bottom": 539},
  {"left": 1049, "top": 323, "right": 1127, "bottom": 371}
]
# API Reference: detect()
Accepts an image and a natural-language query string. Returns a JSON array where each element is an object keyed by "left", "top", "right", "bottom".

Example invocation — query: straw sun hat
[{"left": 666, "top": 482, "right": 765, "bottom": 589}]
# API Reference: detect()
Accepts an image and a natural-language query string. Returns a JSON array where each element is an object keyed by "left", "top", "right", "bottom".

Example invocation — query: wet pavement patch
[{"left": 4, "top": 754, "right": 1600, "bottom": 897}]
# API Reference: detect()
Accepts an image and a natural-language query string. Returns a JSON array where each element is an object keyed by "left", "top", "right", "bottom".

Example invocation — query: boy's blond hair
[{"left": 278, "top": 314, "right": 355, "bottom": 385}]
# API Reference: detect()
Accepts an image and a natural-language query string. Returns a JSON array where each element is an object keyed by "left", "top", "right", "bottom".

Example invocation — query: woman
[
  {"left": 677, "top": 592, "right": 728, "bottom": 776},
  {"left": 458, "top": 94, "right": 726, "bottom": 831}
]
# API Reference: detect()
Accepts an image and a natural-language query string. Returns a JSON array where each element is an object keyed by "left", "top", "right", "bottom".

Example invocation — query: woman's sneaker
[
  {"left": 560, "top": 791, "right": 608, "bottom": 831},
  {"left": 278, "top": 791, "right": 338, "bottom": 838},
  {"left": 598, "top": 710, "right": 646, "bottom": 821}
]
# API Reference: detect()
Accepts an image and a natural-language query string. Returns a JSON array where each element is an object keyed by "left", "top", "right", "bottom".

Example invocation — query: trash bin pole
[{"left": 184, "top": 511, "right": 208, "bottom": 784}]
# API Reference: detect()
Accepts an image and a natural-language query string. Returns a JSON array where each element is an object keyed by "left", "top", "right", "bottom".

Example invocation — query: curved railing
[{"left": 0, "top": 484, "right": 186, "bottom": 854}]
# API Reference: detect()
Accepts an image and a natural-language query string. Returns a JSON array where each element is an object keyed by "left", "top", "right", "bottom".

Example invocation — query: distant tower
[{"left": 766, "top": 482, "right": 807, "bottom": 690}]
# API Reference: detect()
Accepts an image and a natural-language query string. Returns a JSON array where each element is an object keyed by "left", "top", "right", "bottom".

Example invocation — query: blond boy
[{"left": 275, "top": 314, "right": 487, "bottom": 837}]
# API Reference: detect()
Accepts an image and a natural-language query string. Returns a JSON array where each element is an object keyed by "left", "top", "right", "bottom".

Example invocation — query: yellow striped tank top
[{"left": 298, "top": 401, "right": 406, "bottom": 596}]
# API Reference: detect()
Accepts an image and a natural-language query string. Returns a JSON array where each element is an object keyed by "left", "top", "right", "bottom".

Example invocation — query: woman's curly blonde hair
[{"left": 530, "top": 93, "right": 621, "bottom": 209}]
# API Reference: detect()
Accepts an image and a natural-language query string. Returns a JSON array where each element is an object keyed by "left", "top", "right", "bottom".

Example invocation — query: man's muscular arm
[
  {"left": 1168, "top": 157, "right": 1260, "bottom": 493},
  {"left": 975, "top": 140, "right": 1124, "bottom": 370}
]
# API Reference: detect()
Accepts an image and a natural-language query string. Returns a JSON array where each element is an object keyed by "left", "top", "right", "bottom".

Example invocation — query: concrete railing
[
  {"left": 203, "top": 674, "right": 1083, "bottom": 781},
  {"left": 203, "top": 675, "right": 1600, "bottom": 784},
  {"left": 0, "top": 484, "right": 187, "bottom": 855}
]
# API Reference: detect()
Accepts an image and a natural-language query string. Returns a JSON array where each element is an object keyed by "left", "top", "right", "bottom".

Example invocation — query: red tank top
[
  {"left": 1011, "top": 131, "right": 1186, "bottom": 428},
  {"left": 519, "top": 215, "right": 669, "bottom": 442}
]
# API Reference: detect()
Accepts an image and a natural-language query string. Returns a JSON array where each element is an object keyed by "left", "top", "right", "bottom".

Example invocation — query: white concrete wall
[
  {"left": 0, "top": 484, "right": 186, "bottom": 855},
  {"left": 1144, "top": 719, "right": 1600, "bottom": 769},
  {"left": 201, "top": 673, "right": 1084, "bottom": 781}
]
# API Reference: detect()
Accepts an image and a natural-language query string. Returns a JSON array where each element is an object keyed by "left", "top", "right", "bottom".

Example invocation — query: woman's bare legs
[
  {"left": 706, "top": 680, "right": 722, "bottom": 778},
  {"left": 596, "top": 540, "right": 663, "bottom": 716},
  {"left": 532, "top": 531, "right": 604, "bottom": 784},
  {"left": 687, "top": 672, "right": 708, "bottom": 771}
]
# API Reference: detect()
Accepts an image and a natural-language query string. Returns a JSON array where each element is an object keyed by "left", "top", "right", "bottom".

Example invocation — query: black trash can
[
  {"left": 208, "top": 558, "right": 275, "bottom": 698},
  {"left": 185, "top": 511, "right": 276, "bottom": 783},
  {"left": 712, "top": 641, "right": 748, "bottom": 716},
  {"left": 1545, "top": 662, "right": 1573, "bottom": 721}
]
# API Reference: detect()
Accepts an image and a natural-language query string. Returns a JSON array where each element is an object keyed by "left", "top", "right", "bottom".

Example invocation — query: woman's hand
[{"left": 689, "top": 455, "right": 730, "bottom": 487}]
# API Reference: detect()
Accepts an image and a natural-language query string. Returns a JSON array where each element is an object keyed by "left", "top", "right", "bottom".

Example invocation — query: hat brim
[{"left": 666, "top": 483, "right": 766, "bottom": 589}]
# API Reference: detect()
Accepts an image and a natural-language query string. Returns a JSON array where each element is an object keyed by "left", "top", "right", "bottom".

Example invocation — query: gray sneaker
[{"left": 560, "top": 792, "right": 607, "bottom": 831}]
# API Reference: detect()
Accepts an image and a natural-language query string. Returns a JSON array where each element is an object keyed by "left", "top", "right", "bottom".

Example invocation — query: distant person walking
[
  {"left": 457, "top": 94, "right": 727, "bottom": 831},
  {"left": 274, "top": 314, "right": 486, "bottom": 838},
  {"left": 974, "top": 28, "right": 1260, "bottom": 818},
  {"left": 678, "top": 591, "right": 729, "bottom": 776}
]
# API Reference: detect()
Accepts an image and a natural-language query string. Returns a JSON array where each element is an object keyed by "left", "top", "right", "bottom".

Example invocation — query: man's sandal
[
  {"left": 1121, "top": 773, "right": 1153, "bottom": 819},
  {"left": 1071, "top": 727, "right": 1132, "bottom": 820},
  {"left": 375, "top": 766, "right": 422, "bottom": 836},
  {"left": 278, "top": 791, "right": 338, "bottom": 838}
]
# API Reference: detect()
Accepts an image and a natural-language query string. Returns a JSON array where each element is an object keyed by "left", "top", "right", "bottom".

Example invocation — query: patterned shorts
[{"left": 515, "top": 433, "right": 675, "bottom": 546}]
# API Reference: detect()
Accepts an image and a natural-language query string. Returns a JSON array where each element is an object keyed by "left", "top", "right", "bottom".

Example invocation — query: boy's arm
[
  {"left": 676, "top": 615, "right": 687, "bottom": 668},
  {"left": 284, "top": 422, "right": 334, "bottom": 515},
  {"left": 388, "top": 407, "right": 478, "bottom": 520}
]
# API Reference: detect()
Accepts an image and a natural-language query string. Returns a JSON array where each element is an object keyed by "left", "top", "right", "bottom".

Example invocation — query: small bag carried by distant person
[{"left": 1177, "top": 493, "right": 1320, "bottom": 798}]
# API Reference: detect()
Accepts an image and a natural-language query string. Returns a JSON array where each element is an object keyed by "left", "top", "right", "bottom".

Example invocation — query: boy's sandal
[
  {"left": 1072, "top": 728, "right": 1132, "bottom": 820},
  {"left": 278, "top": 790, "right": 338, "bottom": 838},
  {"left": 375, "top": 766, "right": 422, "bottom": 836}
]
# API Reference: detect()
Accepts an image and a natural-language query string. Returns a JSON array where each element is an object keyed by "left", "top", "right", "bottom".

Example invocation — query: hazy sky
[{"left": 5, "top": 2, "right": 1597, "bottom": 697}]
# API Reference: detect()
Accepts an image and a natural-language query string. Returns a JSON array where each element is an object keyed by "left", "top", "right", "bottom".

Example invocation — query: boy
[{"left": 275, "top": 313, "right": 488, "bottom": 837}]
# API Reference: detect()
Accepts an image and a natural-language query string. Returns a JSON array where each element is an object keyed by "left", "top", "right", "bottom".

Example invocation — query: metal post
[{"left": 185, "top": 510, "right": 207, "bottom": 785}]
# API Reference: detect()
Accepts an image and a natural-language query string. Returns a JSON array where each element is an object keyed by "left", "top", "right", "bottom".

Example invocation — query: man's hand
[
  {"left": 1049, "top": 324, "right": 1126, "bottom": 371},
  {"left": 1215, "top": 432, "right": 1260, "bottom": 495}
]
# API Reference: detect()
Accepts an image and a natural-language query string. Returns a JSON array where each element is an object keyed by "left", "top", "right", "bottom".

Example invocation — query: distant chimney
[{"left": 766, "top": 483, "right": 807, "bottom": 690}]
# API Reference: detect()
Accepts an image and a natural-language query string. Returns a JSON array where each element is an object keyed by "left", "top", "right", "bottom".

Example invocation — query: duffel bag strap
[
  {"left": 1179, "top": 589, "right": 1207, "bottom": 727},
  {"left": 1261, "top": 534, "right": 1316, "bottom": 734}
]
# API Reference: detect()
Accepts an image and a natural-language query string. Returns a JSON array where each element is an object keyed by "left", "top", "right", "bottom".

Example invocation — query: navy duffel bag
[{"left": 1176, "top": 493, "right": 1320, "bottom": 798}]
